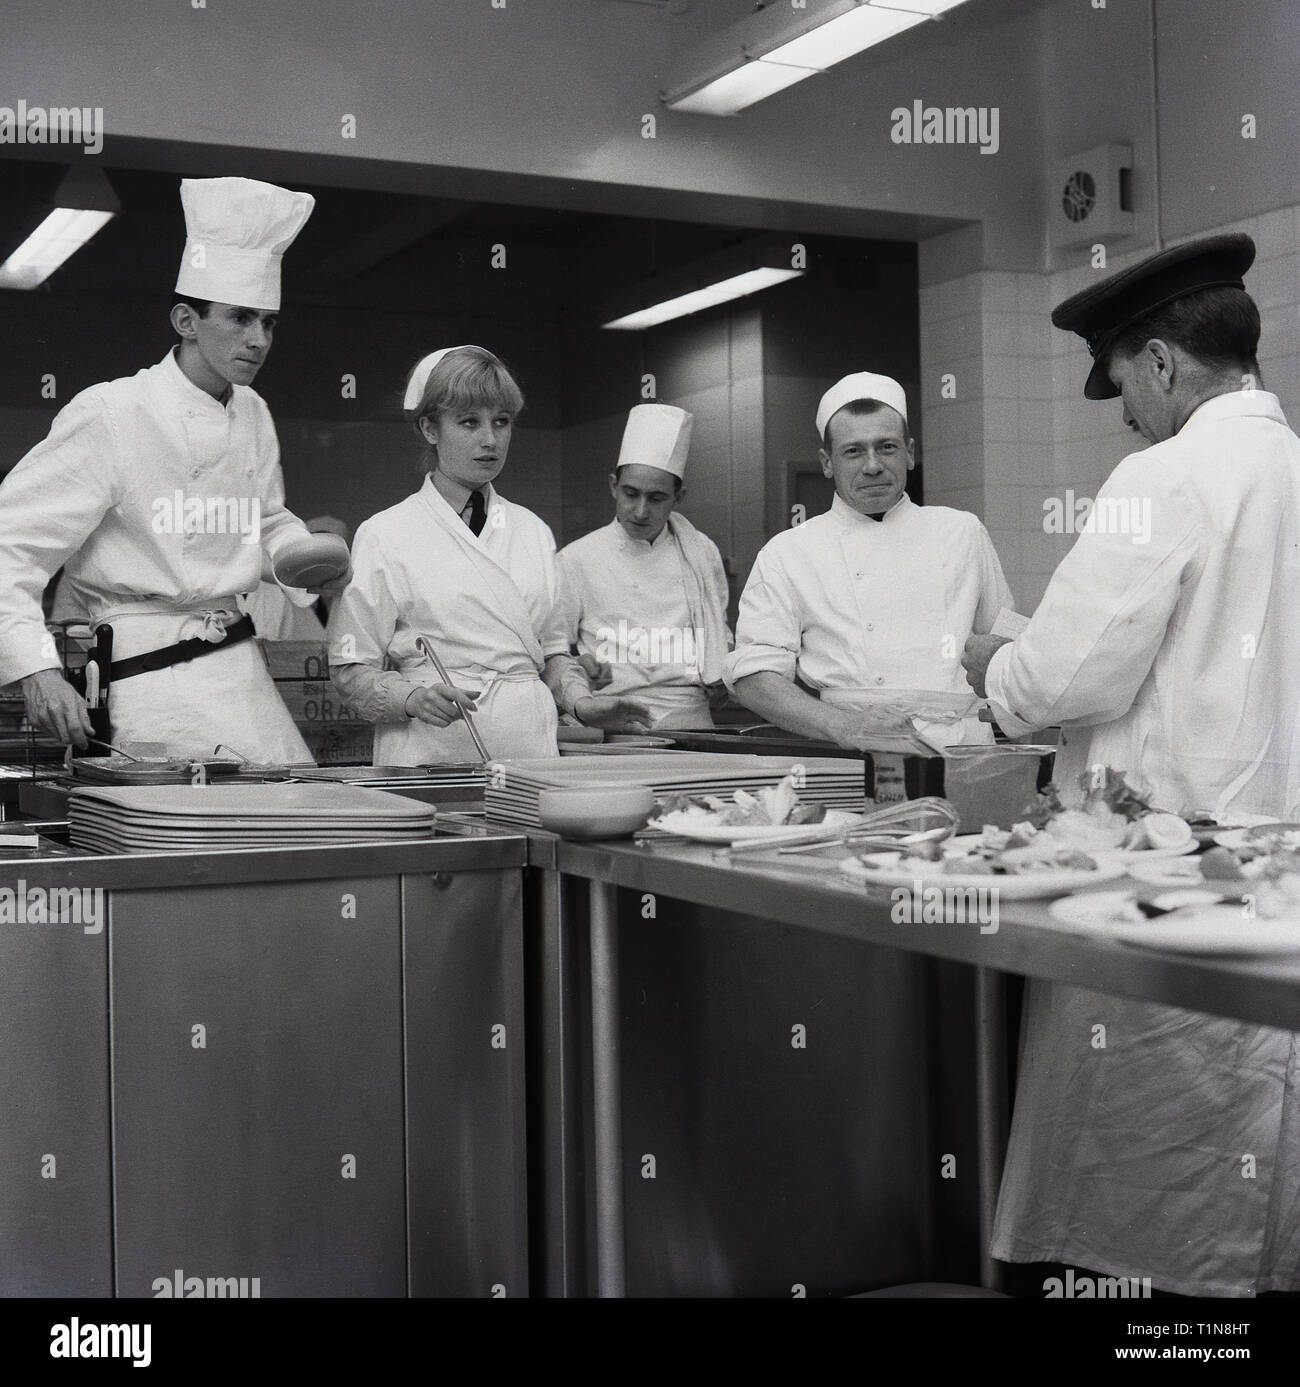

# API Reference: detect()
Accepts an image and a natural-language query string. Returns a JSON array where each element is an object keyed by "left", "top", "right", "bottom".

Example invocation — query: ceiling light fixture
[
  {"left": 604, "top": 266, "right": 801, "bottom": 330},
  {"left": 601, "top": 238, "right": 803, "bottom": 331},
  {"left": 0, "top": 165, "right": 120, "bottom": 290},
  {"left": 663, "top": 0, "right": 970, "bottom": 117}
]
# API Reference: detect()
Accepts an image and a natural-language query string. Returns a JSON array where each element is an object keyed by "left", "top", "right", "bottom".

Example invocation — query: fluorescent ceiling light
[
  {"left": 0, "top": 165, "right": 119, "bottom": 290},
  {"left": 666, "top": 0, "right": 970, "bottom": 117},
  {"left": 603, "top": 266, "right": 802, "bottom": 330},
  {"left": 0, "top": 207, "right": 115, "bottom": 289}
]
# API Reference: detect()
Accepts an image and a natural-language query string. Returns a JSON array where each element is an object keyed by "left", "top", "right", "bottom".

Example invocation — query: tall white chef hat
[
  {"left": 402, "top": 345, "right": 481, "bottom": 411},
  {"left": 616, "top": 403, "right": 694, "bottom": 480},
  {"left": 174, "top": 177, "right": 315, "bottom": 312},
  {"left": 815, "top": 372, "right": 909, "bottom": 439}
]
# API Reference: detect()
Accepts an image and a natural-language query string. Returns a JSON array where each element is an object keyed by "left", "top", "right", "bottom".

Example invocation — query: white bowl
[
  {"left": 272, "top": 533, "right": 351, "bottom": 588},
  {"left": 537, "top": 785, "right": 655, "bottom": 839}
]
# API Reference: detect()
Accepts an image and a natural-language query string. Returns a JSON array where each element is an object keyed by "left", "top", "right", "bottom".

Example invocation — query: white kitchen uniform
[
  {"left": 327, "top": 475, "right": 565, "bottom": 765},
  {"left": 986, "top": 390, "right": 1300, "bottom": 1295},
  {"left": 550, "top": 517, "right": 730, "bottom": 730},
  {"left": 724, "top": 493, "right": 1012, "bottom": 740},
  {"left": 240, "top": 583, "right": 327, "bottom": 640},
  {"left": 0, "top": 351, "right": 315, "bottom": 762}
]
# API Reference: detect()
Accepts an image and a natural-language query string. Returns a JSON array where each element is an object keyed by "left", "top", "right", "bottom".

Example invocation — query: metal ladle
[{"left": 414, "top": 635, "right": 492, "bottom": 763}]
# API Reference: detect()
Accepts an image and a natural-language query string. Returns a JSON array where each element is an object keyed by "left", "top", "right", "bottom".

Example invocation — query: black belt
[{"left": 109, "top": 614, "right": 257, "bottom": 682}]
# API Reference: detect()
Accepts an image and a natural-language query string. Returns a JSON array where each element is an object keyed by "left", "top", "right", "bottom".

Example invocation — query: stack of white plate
[
  {"left": 484, "top": 754, "right": 865, "bottom": 829},
  {"left": 68, "top": 783, "right": 437, "bottom": 854}
]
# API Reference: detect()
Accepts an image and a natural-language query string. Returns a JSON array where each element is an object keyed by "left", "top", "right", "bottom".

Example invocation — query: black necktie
[{"left": 465, "top": 488, "right": 487, "bottom": 536}]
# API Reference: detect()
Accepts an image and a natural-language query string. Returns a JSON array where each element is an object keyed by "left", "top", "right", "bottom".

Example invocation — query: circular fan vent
[{"left": 1062, "top": 170, "right": 1096, "bottom": 223}]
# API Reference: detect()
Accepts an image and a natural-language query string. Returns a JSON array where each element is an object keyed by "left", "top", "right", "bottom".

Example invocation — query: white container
[{"left": 537, "top": 785, "right": 656, "bottom": 839}]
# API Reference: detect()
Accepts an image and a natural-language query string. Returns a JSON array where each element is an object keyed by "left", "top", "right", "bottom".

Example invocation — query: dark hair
[
  {"left": 1108, "top": 286, "right": 1261, "bottom": 379},
  {"left": 822, "top": 399, "right": 912, "bottom": 452},
  {"left": 173, "top": 296, "right": 213, "bottom": 318},
  {"left": 614, "top": 464, "right": 682, "bottom": 495}
]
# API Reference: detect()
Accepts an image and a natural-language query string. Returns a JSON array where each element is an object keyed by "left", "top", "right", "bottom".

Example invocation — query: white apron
[
  {"left": 100, "top": 601, "right": 312, "bottom": 764},
  {"left": 374, "top": 668, "right": 557, "bottom": 764}
]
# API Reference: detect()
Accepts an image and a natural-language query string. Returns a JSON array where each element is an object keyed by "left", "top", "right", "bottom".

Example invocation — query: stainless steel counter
[
  {"left": 533, "top": 830, "right": 1300, "bottom": 1298},
  {"left": 550, "top": 837, "right": 1300, "bottom": 1031}
]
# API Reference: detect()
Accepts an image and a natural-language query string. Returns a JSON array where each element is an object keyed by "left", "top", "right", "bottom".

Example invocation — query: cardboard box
[
  {"left": 272, "top": 681, "right": 364, "bottom": 725},
  {"left": 258, "top": 640, "right": 330, "bottom": 681}
]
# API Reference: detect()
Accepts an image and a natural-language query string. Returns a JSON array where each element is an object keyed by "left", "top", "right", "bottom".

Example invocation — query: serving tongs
[{"left": 414, "top": 635, "right": 493, "bottom": 763}]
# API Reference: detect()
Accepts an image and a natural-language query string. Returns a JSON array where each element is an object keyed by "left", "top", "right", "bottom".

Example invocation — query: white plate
[
  {"left": 647, "top": 808, "right": 860, "bottom": 846},
  {"left": 1125, "top": 855, "right": 1206, "bottom": 886},
  {"left": 839, "top": 854, "right": 1128, "bottom": 898},
  {"left": 1049, "top": 888, "right": 1232, "bottom": 928},
  {"left": 1214, "top": 824, "right": 1300, "bottom": 850},
  {"left": 948, "top": 832, "right": 1196, "bottom": 864},
  {"left": 1048, "top": 889, "right": 1300, "bottom": 955},
  {"left": 1108, "top": 910, "right": 1300, "bottom": 955},
  {"left": 945, "top": 833, "right": 1194, "bottom": 869}
]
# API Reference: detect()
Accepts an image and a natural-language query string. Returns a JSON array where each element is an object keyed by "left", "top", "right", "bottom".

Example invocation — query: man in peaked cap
[
  {"left": 962, "top": 234, "right": 1300, "bottom": 1296},
  {"left": 725, "top": 371, "right": 1012, "bottom": 749},
  {"left": 544, "top": 402, "right": 732, "bottom": 730},
  {"left": 0, "top": 176, "right": 339, "bottom": 762}
]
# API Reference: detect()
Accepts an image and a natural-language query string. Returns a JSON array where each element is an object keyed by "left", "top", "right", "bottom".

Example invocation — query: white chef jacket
[
  {"left": 550, "top": 519, "right": 728, "bottom": 729},
  {"left": 725, "top": 494, "right": 1012, "bottom": 736},
  {"left": 327, "top": 475, "right": 566, "bottom": 765},
  {"left": 0, "top": 350, "right": 315, "bottom": 762},
  {"left": 986, "top": 390, "right": 1300, "bottom": 1295}
]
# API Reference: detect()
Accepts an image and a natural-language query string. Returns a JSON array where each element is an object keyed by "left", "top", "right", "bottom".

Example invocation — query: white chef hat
[
  {"left": 174, "top": 177, "right": 315, "bottom": 312},
  {"left": 616, "top": 403, "right": 694, "bottom": 480},
  {"left": 402, "top": 345, "right": 481, "bottom": 411},
  {"left": 815, "top": 372, "right": 909, "bottom": 438}
]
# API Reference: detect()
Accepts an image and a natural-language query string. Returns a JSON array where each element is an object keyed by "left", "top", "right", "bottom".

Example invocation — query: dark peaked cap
[{"left": 1052, "top": 233, "right": 1256, "bottom": 400}]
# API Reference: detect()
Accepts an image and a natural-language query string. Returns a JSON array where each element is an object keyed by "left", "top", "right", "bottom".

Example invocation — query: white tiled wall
[{"left": 919, "top": 204, "right": 1300, "bottom": 612}]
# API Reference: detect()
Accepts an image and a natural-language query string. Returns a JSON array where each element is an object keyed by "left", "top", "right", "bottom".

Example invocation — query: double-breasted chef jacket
[
  {"left": 0, "top": 350, "right": 316, "bottom": 762},
  {"left": 986, "top": 389, "right": 1300, "bottom": 1296},
  {"left": 327, "top": 475, "right": 566, "bottom": 765},
  {"left": 724, "top": 493, "right": 1013, "bottom": 739}
]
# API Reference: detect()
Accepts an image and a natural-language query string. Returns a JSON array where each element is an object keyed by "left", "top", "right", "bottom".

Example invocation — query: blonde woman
[{"left": 328, "top": 345, "right": 565, "bottom": 763}]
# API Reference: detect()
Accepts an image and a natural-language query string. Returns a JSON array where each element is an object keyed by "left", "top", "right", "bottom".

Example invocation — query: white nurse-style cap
[
  {"left": 815, "top": 371, "right": 909, "bottom": 437},
  {"left": 616, "top": 403, "right": 694, "bottom": 480},
  {"left": 402, "top": 345, "right": 483, "bottom": 411},
  {"left": 174, "top": 177, "right": 315, "bottom": 312}
]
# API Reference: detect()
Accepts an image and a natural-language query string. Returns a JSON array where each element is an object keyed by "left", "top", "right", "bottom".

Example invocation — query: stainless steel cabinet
[
  {"left": 109, "top": 878, "right": 407, "bottom": 1296},
  {"left": 403, "top": 871, "right": 527, "bottom": 1297},
  {"left": 0, "top": 905, "right": 112, "bottom": 1295}
]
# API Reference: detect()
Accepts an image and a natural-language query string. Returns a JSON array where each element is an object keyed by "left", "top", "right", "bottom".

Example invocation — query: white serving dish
[
  {"left": 537, "top": 785, "right": 655, "bottom": 839},
  {"left": 272, "top": 533, "right": 351, "bottom": 588}
]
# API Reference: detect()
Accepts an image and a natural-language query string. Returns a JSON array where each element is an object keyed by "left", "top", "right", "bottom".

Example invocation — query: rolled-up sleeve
[
  {"left": 0, "top": 391, "right": 119, "bottom": 684},
  {"left": 723, "top": 547, "right": 802, "bottom": 690},
  {"left": 325, "top": 523, "right": 420, "bottom": 723}
]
